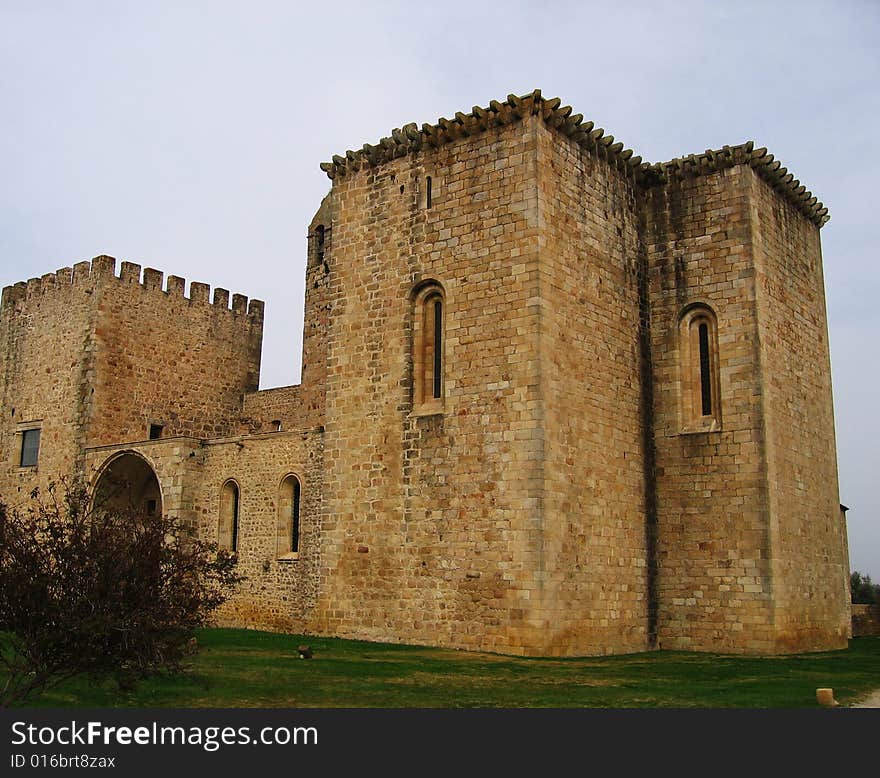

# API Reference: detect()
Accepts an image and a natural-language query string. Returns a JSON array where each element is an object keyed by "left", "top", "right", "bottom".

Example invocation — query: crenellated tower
[{"left": 0, "top": 255, "right": 263, "bottom": 498}]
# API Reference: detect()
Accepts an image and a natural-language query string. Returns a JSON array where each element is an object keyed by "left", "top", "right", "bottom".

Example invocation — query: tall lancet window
[
  {"left": 219, "top": 480, "right": 240, "bottom": 552},
  {"left": 679, "top": 304, "right": 722, "bottom": 432},
  {"left": 412, "top": 281, "right": 446, "bottom": 412},
  {"left": 277, "top": 474, "right": 302, "bottom": 559}
]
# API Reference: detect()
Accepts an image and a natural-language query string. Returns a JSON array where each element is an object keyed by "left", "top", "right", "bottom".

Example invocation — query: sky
[{"left": 1, "top": 0, "right": 877, "bottom": 577}]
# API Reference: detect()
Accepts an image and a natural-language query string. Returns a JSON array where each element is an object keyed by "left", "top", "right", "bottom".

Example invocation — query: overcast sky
[{"left": 1, "top": 0, "right": 877, "bottom": 578}]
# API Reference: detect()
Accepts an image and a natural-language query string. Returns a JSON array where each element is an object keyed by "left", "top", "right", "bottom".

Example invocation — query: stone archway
[{"left": 93, "top": 452, "right": 162, "bottom": 517}]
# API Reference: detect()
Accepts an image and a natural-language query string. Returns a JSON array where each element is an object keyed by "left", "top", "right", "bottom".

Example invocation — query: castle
[{"left": 0, "top": 90, "right": 851, "bottom": 656}]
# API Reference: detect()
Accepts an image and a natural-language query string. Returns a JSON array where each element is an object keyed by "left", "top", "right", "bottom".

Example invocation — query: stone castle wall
[
  {"left": 0, "top": 255, "right": 263, "bottom": 482},
  {"left": 749, "top": 170, "right": 850, "bottom": 650},
  {"left": 241, "top": 386, "right": 305, "bottom": 434},
  {"left": 645, "top": 164, "right": 778, "bottom": 653},
  {"left": 88, "top": 258, "right": 263, "bottom": 445},
  {"left": 83, "top": 437, "right": 203, "bottom": 528},
  {"left": 196, "top": 430, "right": 325, "bottom": 633},
  {"left": 81, "top": 429, "right": 324, "bottom": 635},
  {"left": 1, "top": 261, "right": 101, "bottom": 500},
  {"left": 313, "top": 114, "right": 548, "bottom": 654},
  {"left": 644, "top": 159, "right": 848, "bottom": 653},
  {"left": 534, "top": 120, "right": 649, "bottom": 655}
]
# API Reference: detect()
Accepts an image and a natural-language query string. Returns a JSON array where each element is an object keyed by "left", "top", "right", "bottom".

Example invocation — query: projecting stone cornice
[
  {"left": 644, "top": 142, "right": 829, "bottom": 226},
  {"left": 320, "top": 89, "right": 829, "bottom": 228}
]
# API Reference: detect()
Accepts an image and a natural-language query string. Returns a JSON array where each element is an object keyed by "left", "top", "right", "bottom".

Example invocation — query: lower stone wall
[
  {"left": 851, "top": 604, "right": 880, "bottom": 637},
  {"left": 82, "top": 433, "right": 856, "bottom": 655},
  {"left": 196, "top": 428, "right": 325, "bottom": 633}
]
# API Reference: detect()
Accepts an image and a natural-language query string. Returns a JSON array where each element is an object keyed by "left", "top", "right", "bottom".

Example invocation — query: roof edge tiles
[{"left": 320, "top": 88, "right": 829, "bottom": 227}]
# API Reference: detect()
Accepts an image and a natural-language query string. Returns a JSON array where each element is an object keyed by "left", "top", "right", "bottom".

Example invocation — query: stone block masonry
[{"left": 0, "top": 89, "right": 849, "bottom": 656}]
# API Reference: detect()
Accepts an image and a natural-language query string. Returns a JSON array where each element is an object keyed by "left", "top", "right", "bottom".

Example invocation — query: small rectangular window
[
  {"left": 316, "top": 225, "right": 326, "bottom": 263},
  {"left": 149, "top": 424, "right": 163, "bottom": 440},
  {"left": 20, "top": 428, "right": 40, "bottom": 467}
]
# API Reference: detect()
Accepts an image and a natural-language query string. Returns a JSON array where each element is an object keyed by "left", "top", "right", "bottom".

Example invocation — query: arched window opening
[
  {"left": 93, "top": 452, "right": 161, "bottom": 517},
  {"left": 698, "top": 322, "right": 712, "bottom": 416},
  {"left": 412, "top": 282, "right": 445, "bottom": 412},
  {"left": 679, "top": 305, "right": 721, "bottom": 432},
  {"left": 219, "top": 480, "right": 240, "bottom": 553},
  {"left": 431, "top": 297, "right": 442, "bottom": 399},
  {"left": 292, "top": 478, "right": 300, "bottom": 553},
  {"left": 277, "top": 474, "right": 302, "bottom": 559},
  {"left": 426, "top": 176, "right": 433, "bottom": 209}
]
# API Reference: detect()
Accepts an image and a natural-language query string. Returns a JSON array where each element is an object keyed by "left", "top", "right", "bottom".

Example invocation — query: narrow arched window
[
  {"left": 291, "top": 477, "right": 300, "bottom": 553},
  {"left": 698, "top": 322, "right": 712, "bottom": 416},
  {"left": 219, "top": 480, "right": 240, "bottom": 552},
  {"left": 277, "top": 474, "right": 302, "bottom": 558},
  {"left": 426, "top": 176, "right": 433, "bottom": 209},
  {"left": 430, "top": 296, "right": 442, "bottom": 399},
  {"left": 412, "top": 282, "right": 445, "bottom": 411},
  {"left": 679, "top": 305, "right": 721, "bottom": 431}
]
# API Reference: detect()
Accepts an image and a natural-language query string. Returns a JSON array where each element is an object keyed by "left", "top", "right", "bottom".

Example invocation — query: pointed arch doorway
[{"left": 93, "top": 452, "right": 162, "bottom": 517}]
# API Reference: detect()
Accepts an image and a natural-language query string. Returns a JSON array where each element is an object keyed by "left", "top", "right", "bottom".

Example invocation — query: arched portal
[{"left": 93, "top": 452, "right": 162, "bottom": 517}]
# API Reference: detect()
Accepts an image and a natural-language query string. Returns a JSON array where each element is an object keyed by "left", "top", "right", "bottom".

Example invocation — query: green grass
[{"left": 14, "top": 630, "right": 880, "bottom": 708}]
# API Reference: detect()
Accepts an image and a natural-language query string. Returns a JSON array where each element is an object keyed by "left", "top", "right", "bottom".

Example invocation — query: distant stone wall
[
  {"left": 852, "top": 605, "right": 880, "bottom": 637},
  {"left": 241, "top": 386, "right": 304, "bottom": 434}
]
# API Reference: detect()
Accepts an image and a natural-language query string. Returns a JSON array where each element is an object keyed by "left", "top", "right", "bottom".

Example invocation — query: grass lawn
[{"left": 16, "top": 630, "right": 880, "bottom": 708}]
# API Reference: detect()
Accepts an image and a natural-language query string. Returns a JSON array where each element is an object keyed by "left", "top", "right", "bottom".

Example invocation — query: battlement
[
  {"left": 2, "top": 255, "right": 264, "bottom": 321},
  {"left": 321, "top": 88, "right": 828, "bottom": 227}
]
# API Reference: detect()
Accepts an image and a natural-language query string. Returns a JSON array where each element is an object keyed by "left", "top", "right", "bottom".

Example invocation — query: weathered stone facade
[{"left": 0, "top": 90, "right": 850, "bottom": 656}]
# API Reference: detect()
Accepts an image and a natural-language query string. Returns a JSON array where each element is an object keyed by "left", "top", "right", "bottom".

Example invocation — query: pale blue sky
[{"left": 1, "top": 0, "right": 877, "bottom": 577}]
